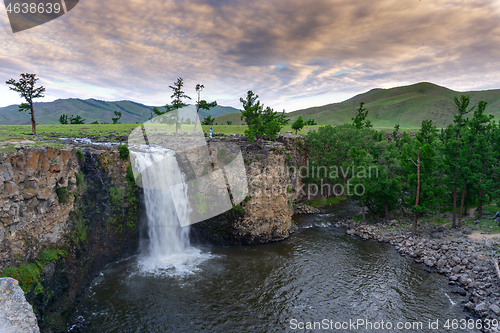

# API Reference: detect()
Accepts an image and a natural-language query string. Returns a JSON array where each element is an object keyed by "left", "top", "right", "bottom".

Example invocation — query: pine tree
[
  {"left": 292, "top": 116, "right": 305, "bottom": 135},
  {"left": 239, "top": 90, "right": 288, "bottom": 143},
  {"left": 193, "top": 84, "right": 217, "bottom": 133},
  {"left": 6, "top": 73, "right": 45, "bottom": 135},
  {"left": 447, "top": 95, "right": 475, "bottom": 228}
]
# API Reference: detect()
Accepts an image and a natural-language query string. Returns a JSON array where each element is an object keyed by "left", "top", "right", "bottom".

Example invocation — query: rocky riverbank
[
  {"left": 293, "top": 203, "right": 321, "bottom": 215},
  {"left": 337, "top": 218, "right": 500, "bottom": 331}
]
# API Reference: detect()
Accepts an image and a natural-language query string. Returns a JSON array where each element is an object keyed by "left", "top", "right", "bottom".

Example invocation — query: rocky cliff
[
  {"left": 0, "top": 277, "right": 40, "bottom": 333},
  {"left": 190, "top": 135, "right": 307, "bottom": 244},
  {"left": 0, "top": 147, "right": 79, "bottom": 268},
  {"left": 0, "top": 144, "right": 140, "bottom": 332}
]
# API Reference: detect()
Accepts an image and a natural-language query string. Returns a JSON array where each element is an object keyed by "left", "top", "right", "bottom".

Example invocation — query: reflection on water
[{"left": 76, "top": 201, "right": 476, "bottom": 333}]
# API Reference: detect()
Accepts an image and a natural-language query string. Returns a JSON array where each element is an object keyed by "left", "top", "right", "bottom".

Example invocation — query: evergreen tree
[
  {"left": 239, "top": 90, "right": 288, "bottom": 143},
  {"left": 201, "top": 115, "right": 215, "bottom": 125},
  {"left": 59, "top": 114, "right": 68, "bottom": 124},
  {"left": 352, "top": 102, "right": 372, "bottom": 129},
  {"left": 445, "top": 95, "right": 475, "bottom": 228},
  {"left": 70, "top": 115, "right": 85, "bottom": 124},
  {"left": 6, "top": 73, "right": 45, "bottom": 135},
  {"left": 364, "top": 139, "right": 402, "bottom": 221},
  {"left": 461, "top": 101, "right": 494, "bottom": 221},
  {"left": 402, "top": 119, "right": 438, "bottom": 235},
  {"left": 193, "top": 84, "right": 217, "bottom": 133},
  {"left": 292, "top": 116, "right": 305, "bottom": 134},
  {"left": 153, "top": 77, "right": 192, "bottom": 135}
]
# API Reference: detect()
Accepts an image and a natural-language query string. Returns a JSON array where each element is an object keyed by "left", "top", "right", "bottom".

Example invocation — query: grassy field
[
  {"left": 0, "top": 124, "right": 138, "bottom": 142},
  {"left": 0, "top": 123, "right": 324, "bottom": 143}
]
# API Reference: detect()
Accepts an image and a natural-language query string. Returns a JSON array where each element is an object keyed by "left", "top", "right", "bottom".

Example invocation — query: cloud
[{"left": 0, "top": 0, "right": 499, "bottom": 111}]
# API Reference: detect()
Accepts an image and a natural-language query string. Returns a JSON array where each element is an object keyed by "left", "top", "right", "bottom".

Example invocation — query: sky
[{"left": 1, "top": 0, "right": 500, "bottom": 111}]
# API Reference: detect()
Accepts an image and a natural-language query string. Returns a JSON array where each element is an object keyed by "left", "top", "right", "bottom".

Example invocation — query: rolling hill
[
  {"left": 284, "top": 82, "right": 500, "bottom": 129},
  {"left": 4, "top": 82, "right": 500, "bottom": 128},
  {"left": 0, "top": 98, "right": 240, "bottom": 125}
]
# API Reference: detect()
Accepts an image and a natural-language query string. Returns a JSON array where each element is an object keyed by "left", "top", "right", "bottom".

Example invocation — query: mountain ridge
[
  {"left": 285, "top": 82, "right": 500, "bottom": 128},
  {"left": 0, "top": 98, "right": 241, "bottom": 125}
]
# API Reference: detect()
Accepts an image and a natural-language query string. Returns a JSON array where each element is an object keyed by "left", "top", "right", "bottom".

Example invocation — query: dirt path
[
  {"left": 469, "top": 231, "right": 500, "bottom": 241},
  {"left": 467, "top": 204, "right": 495, "bottom": 219},
  {"left": 467, "top": 207, "right": 476, "bottom": 219}
]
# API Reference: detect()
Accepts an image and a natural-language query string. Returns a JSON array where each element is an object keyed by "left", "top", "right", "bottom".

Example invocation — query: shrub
[
  {"left": 75, "top": 149, "right": 84, "bottom": 162},
  {"left": 119, "top": 145, "right": 129, "bottom": 160},
  {"left": 56, "top": 187, "right": 71, "bottom": 204},
  {"left": 75, "top": 172, "right": 84, "bottom": 186},
  {"left": 0, "top": 247, "right": 67, "bottom": 294}
]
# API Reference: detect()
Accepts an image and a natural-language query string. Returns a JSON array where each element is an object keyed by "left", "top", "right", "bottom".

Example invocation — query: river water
[{"left": 74, "top": 201, "right": 478, "bottom": 333}]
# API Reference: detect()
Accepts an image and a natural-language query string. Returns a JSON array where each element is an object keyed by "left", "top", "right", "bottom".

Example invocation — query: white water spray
[{"left": 131, "top": 147, "right": 211, "bottom": 275}]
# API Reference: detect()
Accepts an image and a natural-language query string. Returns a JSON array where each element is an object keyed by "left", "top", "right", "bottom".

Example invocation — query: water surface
[{"left": 76, "top": 202, "right": 475, "bottom": 332}]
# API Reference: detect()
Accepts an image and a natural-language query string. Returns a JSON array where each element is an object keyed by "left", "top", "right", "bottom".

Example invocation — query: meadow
[{"left": 0, "top": 123, "right": 328, "bottom": 143}]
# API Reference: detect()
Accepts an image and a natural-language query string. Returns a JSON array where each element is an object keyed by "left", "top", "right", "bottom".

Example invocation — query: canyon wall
[{"left": 0, "top": 144, "right": 140, "bottom": 332}]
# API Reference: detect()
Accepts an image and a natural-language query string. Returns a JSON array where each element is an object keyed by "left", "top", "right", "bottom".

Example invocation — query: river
[{"left": 74, "top": 201, "right": 477, "bottom": 333}]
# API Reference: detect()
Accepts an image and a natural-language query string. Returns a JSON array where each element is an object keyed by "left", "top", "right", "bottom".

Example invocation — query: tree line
[{"left": 304, "top": 97, "right": 500, "bottom": 235}]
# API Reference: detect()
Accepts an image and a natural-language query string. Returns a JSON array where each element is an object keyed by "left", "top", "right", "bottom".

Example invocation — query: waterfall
[{"left": 131, "top": 147, "right": 210, "bottom": 275}]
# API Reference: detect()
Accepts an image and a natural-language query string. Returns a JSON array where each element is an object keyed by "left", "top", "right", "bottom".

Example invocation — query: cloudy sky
[{"left": 1, "top": 0, "right": 500, "bottom": 111}]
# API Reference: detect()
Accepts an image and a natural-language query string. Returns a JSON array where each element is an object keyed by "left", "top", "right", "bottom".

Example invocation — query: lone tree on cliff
[
  {"left": 6, "top": 73, "right": 46, "bottom": 135},
  {"left": 240, "top": 90, "right": 288, "bottom": 143},
  {"left": 152, "top": 77, "right": 192, "bottom": 136},
  {"left": 193, "top": 83, "right": 217, "bottom": 133}
]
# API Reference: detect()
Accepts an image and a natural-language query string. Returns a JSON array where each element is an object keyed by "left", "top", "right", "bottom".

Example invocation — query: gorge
[{"left": 0, "top": 136, "right": 498, "bottom": 332}]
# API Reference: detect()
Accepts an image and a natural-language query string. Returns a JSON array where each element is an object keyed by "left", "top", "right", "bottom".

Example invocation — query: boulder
[
  {"left": 475, "top": 302, "right": 489, "bottom": 313},
  {"left": 0, "top": 278, "right": 40, "bottom": 333},
  {"left": 490, "top": 304, "right": 500, "bottom": 316}
]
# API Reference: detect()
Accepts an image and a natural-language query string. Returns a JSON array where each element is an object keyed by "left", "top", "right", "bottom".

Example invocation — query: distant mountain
[
  {"left": 0, "top": 98, "right": 241, "bottom": 125},
  {"left": 285, "top": 82, "right": 500, "bottom": 128}
]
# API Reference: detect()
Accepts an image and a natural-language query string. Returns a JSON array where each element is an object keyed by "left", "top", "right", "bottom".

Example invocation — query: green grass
[
  {"left": 0, "top": 123, "right": 321, "bottom": 143},
  {"left": 308, "top": 196, "right": 346, "bottom": 208},
  {"left": 0, "top": 124, "right": 138, "bottom": 142},
  {"left": 0, "top": 121, "right": 410, "bottom": 143}
]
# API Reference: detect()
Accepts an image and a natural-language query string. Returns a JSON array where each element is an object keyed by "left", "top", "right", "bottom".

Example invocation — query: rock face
[
  {"left": 0, "top": 144, "right": 140, "bottom": 332},
  {"left": 190, "top": 136, "right": 306, "bottom": 244},
  {"left": 0, "top": 277, "right": 39, "bottom": 333},
  {"left": 0, "top": 147, "right": 80, "bottom": 268}
]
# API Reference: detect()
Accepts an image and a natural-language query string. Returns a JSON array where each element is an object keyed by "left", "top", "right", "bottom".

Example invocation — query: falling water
[{"left": 131, "top": 147, "right": 211, "bottom": 275}]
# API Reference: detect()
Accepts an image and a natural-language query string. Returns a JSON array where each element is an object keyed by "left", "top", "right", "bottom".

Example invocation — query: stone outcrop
[
  {"left": 294, "top": 203, "right": 321, "bottom": 215},
  {"left": 0, "top": 277, "right": 39, "bottom": 333},
  {"left": 0, "top": 147, "right": 79, "bottom": 268}
]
